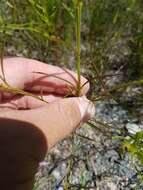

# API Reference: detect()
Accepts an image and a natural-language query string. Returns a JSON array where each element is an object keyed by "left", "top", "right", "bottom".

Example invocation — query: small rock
[
  {"left": 126, "top": 123, "right": 143, "bottom": 135},
  {"left": 56, "top": 187, "right": 64, "bottom": 190}
]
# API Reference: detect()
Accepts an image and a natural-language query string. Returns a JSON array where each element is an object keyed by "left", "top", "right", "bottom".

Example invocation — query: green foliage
[
  {"left": 122, "top": 132, "right": 143, "bottom": 164},
  {"left": 121, "top": 132, "right": 143, "bottom": 179},
  {"left": 0, "top": 0, "right": 74, "bottom": 61}
]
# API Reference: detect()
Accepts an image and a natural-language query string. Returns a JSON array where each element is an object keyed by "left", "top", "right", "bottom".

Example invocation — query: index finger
[{"left": 2, "top": 57, "right": 89, "bottom": 97}]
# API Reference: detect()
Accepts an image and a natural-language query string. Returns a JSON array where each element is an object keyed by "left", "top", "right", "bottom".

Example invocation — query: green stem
[
  {"left": 0, "top": 42, "right": 6, "bottom": 83},
  {"left": 76, "top": 1, "right": 82, "bottom": 96}
]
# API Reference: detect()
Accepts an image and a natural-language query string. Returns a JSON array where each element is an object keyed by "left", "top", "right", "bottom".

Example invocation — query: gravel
[{"left": 35, "top": 97, "right": 143, "bottom": 190}]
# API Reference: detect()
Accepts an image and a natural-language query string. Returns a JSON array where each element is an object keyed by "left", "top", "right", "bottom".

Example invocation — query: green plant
[
  {"left": 73, "top": 0, "right": 83, "bottom": 96},
  {"left": 120, "top": 132, "right": 143, "bottom": 180},
  {"left": 122, "top": 132, "right": 143, "bottom": 164}
]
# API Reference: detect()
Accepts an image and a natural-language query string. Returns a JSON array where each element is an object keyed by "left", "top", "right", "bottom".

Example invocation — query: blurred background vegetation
[
  {"left": 0, "top": 0, "right": 143, "bottom": 83},
  {"left": 0, "top": 0, "right": 142, "bottom": 71},
  {"left": 0, "top": 0, "right": 143, "bottom": 189}
]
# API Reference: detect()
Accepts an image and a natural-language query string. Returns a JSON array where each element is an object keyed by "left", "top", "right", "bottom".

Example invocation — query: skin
[{"left": 0, "top": 57, "right": 94, "bottom": 190}]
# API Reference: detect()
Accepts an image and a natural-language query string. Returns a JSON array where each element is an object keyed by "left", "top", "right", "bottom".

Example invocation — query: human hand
[{"left": 0, "top": 57, "right": 95, "bottom": 190}]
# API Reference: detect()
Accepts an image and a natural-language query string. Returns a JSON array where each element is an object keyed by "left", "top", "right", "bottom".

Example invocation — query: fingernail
[{"left": 76, "top": 96, "right": 95, "bottom": 122}]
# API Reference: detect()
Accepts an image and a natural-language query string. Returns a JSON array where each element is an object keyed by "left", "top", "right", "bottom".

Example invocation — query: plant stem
[
  {"left": 76, "top": 1, "right": 82, "bottom": 96},
  {"left": 0, "top": 42, "right": 6, "bottom": 83}
]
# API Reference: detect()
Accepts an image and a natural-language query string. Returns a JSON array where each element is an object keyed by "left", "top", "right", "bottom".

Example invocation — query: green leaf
[{"left": 62, "top": 3, "right": 74, "bottom": 18}]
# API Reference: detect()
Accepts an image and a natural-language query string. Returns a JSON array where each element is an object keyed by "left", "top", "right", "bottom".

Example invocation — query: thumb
[
  {"left": 0, "top": 97, "right": 95, "bottom": 149},
  {"left": 31, "top": 96, "right": 95, "bottom": 149}
]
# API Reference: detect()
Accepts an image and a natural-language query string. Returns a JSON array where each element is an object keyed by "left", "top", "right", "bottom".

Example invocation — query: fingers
[
  {"left": 2, "top": 57, "right": 89, "bottom": 96},
  {"left": 0, "top": 97, "right": 95, "bottom": 149},
  {"left": 0, "top": 95, "right": 62, "bottom": 110}
]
